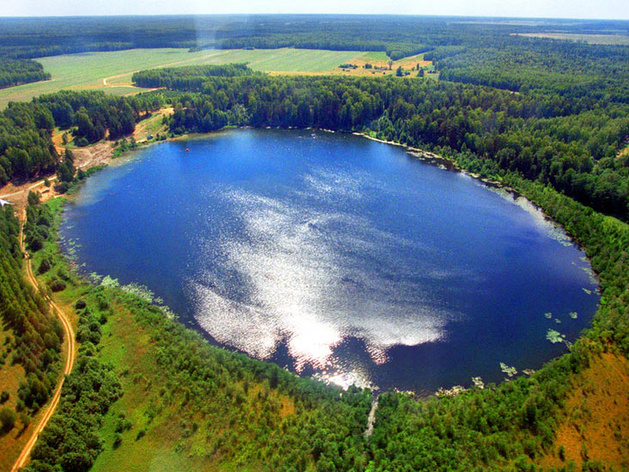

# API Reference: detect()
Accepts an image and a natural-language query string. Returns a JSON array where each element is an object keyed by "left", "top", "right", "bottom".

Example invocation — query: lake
[{"left": 60, "top": 129, "right": 599, "bottom": 394}]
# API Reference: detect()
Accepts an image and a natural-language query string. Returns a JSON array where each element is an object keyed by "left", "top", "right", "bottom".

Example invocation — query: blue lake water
[{"left": 60, "top": 129, "right": 599, "bottom": 394}]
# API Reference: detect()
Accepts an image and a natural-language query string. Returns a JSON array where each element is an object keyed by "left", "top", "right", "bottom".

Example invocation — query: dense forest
[
  {"left": 0, "top": 91, "right": 161, "bottom": 185},
  {"left": 0, "top": 58, "right": 50, "bottom": 89},
  {"left": 0, "top": 204, "right": 63, "bottom": 429},
  {"left": 133, "top": 66, "right": 629, "bottom": 220},
  {"left": 1, "top": 15, "right": 628, "bottom": 60}
]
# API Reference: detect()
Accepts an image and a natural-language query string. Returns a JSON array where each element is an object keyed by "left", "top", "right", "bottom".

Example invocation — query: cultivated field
[
  {"left": 0, "top": 48, "right": 368, "bottom": 109},
  {"left": 514, "top": 33, "right": 629, "bottom": 45}
]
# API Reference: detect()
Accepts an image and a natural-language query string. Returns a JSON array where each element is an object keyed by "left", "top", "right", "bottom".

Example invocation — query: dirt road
[{"left": 10, "top": 210, "right": 76, "bottom": 472}]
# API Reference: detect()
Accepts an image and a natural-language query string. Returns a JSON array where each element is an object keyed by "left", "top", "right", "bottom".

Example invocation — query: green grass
[
  {"left": 0, "top": 48, "right": 366, "bottom": 109},
  {"left": 360, "top": 51, "right": 390, "bottom": 62}
]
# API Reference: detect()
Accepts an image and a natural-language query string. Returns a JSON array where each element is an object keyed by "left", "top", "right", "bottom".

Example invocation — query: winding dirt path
[{"left": 10, "top": 209, "right": 76, "bottom": 472}]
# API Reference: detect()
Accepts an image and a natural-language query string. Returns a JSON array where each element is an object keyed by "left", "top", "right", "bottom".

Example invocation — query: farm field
[
  {"left": 514, "top": 33, "right": 629, "bottom": 45},
  {"left": 0, "top": 48, "right": 369, "bottom": 109}
]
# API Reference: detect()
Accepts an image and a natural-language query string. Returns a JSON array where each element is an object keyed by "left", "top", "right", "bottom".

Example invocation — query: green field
[{"left": 0, "top": 48, "right": 368, "bottom": 109}]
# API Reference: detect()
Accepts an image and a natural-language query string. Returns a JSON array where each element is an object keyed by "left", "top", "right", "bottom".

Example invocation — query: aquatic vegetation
[
  {"left": 436, "top": 385, "right": 466, "bottom": 397},
  {"left": 544, "top": 312, "right": 553, "bottom": 319},
  {"left": 546, "top": 329, "right": 566, "bottom": 344},
  {"left": 555, "top": 318, "right": 562, "bottom": 324},
  {"left": 569, "top": 311, "right": 578, "bottom": 319},
  {"left": 471, "top": 377, "right": 485, "bottom": 389},
  {"left": 121, "top": 282, "right": 154, "bottom": 303},
  {"left": 500, "top": 363, "right": 517, "bottom": 378},
  {"left": 582, "top": 288, "right": 592, "bottom": 295},
  {"left": 101, "top": 275, "right": 120, "bottom": 288}
]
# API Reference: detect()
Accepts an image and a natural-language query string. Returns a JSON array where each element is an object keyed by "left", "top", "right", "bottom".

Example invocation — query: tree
[
  {"left": 396, "top": 66, "right": 404, "bottom": 77},
  {"left": 28, "top": 191, "right": 41, "bottom": 206},
  {"left": 0, "top": 406, "right": 16, "bottom": 432},
  {"left": 57, "top": 149, "right": 75, "bottom": 183}
]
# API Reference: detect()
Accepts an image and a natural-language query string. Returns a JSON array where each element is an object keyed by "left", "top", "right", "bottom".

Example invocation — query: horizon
[
  {"left": 3, "top": 1, "right": 629, "bottom": 22},
  {"left": 1, "top": 13, "right": 629, "bottom": 21}
]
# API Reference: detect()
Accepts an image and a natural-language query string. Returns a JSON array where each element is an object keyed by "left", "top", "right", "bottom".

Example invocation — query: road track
[{"left": 10, "top": 209, "right": 76, "bottom": 472}]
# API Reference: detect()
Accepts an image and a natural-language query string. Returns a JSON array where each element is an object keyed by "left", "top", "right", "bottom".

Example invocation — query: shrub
[
  {"left": 48, "top": 279, "right": 66, "bottom": 292},
  {"left": 38, "top": 258, "right": 51, "bottom": 274},
  {"left": 0, "top": 406, "right": 16, "bottom": 432}
]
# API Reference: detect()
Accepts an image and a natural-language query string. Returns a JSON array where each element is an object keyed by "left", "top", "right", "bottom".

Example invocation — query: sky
[{"left": 4, "top": 0, "right": 629, "bottom": 20}]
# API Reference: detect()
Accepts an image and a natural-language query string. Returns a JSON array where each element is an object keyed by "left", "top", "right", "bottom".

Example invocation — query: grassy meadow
[{"left": 0, "top": 48, "right": 368, "bottom": 109}]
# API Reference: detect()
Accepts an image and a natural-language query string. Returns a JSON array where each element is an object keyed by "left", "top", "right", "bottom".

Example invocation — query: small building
[{"left": 0, "top": 198, "right": 11, "bottom": 207}]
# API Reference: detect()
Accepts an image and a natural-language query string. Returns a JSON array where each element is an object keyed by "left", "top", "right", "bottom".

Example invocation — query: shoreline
[
  {"left": 57, "top": 125, "right": 602, "bottom": 394},
  {"left": 3, "top": 124, "right": 590, "bottom": 256}
]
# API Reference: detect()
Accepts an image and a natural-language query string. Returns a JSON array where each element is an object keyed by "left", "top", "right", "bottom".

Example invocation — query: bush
[
  {"left": 48, "top": 279, "right": 67, "bottom": 292},
  {"left": 38, "top": 258, "right": 51, "bottom": 274},
  {"left": 0, "top": 406, "right": 16, "bottom": 432},
  {"left": 75, "top": 299, "right": 87, "bottom": 310},
  {"left": 0, "top": 391, "right": 8, "bottom": 403},
  {"left": 20, "top": 411, "right": 31, "bottom": 427},
  {"left": 27, "top": 191, "right": 41, "bottom": 206}
]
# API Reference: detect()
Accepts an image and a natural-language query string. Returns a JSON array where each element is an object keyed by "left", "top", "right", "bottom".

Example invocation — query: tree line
[
  {"left": 133, "top": 67, "right": 629, "bottom": 221},
  {"left": 0, "top": 91, "right": 161, "bottom": 186},
  {"left": 0, "top": 58, "right": 50, "bottom": 89},
  {"left": 0, "top": 204, "right": 63, "bottom": 432}
]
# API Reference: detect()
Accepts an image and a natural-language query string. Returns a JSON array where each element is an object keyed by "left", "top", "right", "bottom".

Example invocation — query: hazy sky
[{"left": 4, "top": 0, "right": 629, "bottom": 20}]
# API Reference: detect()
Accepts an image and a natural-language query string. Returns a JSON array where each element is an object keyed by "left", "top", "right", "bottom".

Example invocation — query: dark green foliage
[
  {"left": 0, "top": 406, "right": 16, "bottom": 432},
  {"left": 4, "top": 16, "right": 629, "bottom": 471},
  {"left": 24, "top": 202, "right": 53, "bottom": 252},
  {"left": 27, "top": 190, "right": 40, "bottom": 206},
  {"left": 0, "top": 206, "right": 62, "bottom": 415},
  {"left": 23, "top": 279, "right": 121, "bottom": 472},
  {"left": 148, "top": 69, "right": 629, "bottom": 220},
  {"left": 0, "top": 390, "right": 8, "bottom": 403},
  {"left": 132, "top": 63, "right": 255, "bottom": 90},
  {"left": 0, "top": 90, "right": 161, "bottom": 185},
  {"left": 109, "top": 290, "right": 373, "bottom": 470},
  {"left": 37, "top": 257, "right": 51, "bottom": 274},
  {"left": 57, "top": 150, "right": 75, "bottom": 183},
  {"left": 0, "top": 57, "right": 50, "bottom": 89},
  {"left": 47, "top": 279, "right": 66, "bottom": 292},
  {"left": 25, "top": 349, "right": 122, "bottom": 472},
  {"left": 36, "top": 90, "right": 161, "bottom": 142},
  {"left": 0, "top": 102, "right": 58, "bottom": 184}
]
